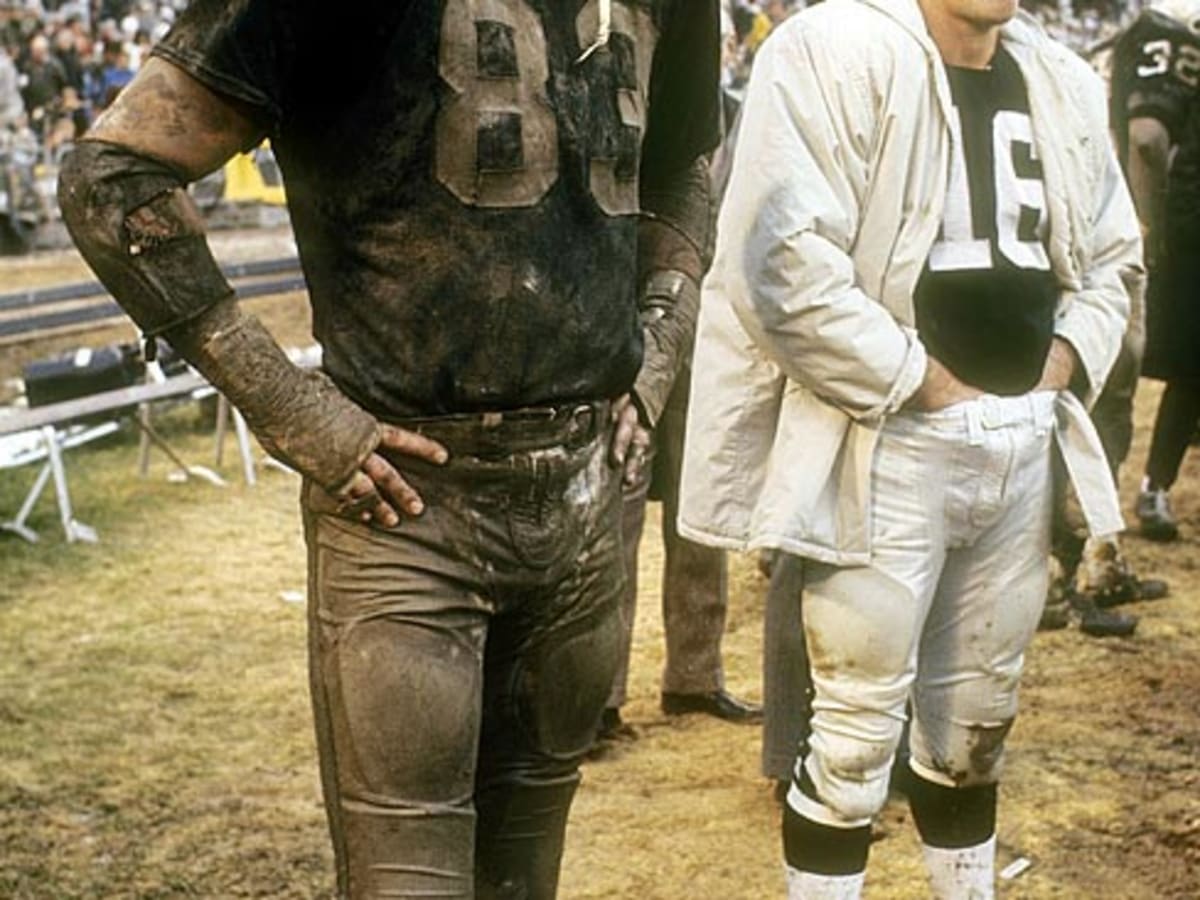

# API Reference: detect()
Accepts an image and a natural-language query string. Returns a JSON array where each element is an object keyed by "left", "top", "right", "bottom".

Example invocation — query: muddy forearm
[
  {"left": 633, "top": 156, "right": 713, "bottom": 427},
  {"left": 58, "top": 139, "right": 377, "bottom": 491}
]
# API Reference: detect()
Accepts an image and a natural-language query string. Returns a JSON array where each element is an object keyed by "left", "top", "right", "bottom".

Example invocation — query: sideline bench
[{"left": 0, "top": 372, "right": 259, "bottom": 544}]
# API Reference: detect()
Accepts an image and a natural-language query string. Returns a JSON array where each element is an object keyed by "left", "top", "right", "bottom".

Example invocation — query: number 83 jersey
[{"left": 153, "top": 0, "right": 721, "bottom": 419}]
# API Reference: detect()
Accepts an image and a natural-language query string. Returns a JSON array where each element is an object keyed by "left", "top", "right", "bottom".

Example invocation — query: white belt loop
[
  {"left": 965, "top": 402, "right": 984, "bottom": 446},
  {"left": 1034, "top": 392, "right": 1050, "bottom": 437}
]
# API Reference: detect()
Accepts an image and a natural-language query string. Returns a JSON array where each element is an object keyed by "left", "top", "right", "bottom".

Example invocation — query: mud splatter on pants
[
  {"left": 790, "top": 392, "right": 1055, "bottom": 828},
  {"left": 302, "top": 406, "right": 623, "bottom": 899}
]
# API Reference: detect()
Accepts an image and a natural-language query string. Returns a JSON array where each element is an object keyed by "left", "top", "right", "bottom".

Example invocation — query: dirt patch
[{"left": 0, "top": 254, "right": 1198, "bottom": 898}]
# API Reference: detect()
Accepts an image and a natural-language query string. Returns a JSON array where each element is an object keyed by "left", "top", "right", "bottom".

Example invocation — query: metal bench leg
[
  {"left": 137, "top": 403, "right": 152, "bottom": 477},
  {"left": 1, "top": 461, "right": 53, "bottom": 543},
  {"left": 231, "top": 406, "right": 257, "bottom": 486},
  {"left": 214, "top": 394, "right": 230, "bottom": 468},
  {"left": 42, "top": 425, "right": 98, "bottom": 544}
]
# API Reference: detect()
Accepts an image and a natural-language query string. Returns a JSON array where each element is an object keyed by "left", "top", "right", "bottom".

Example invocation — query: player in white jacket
[{"left": 680, "top": 0, "right": 1141, "bottom": 896}]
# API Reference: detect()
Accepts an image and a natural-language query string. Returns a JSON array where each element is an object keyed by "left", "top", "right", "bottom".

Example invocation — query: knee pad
[
  {"left": 512, "top": 608, "right": 621, "bottom": 761},
  {"left": 802, "top": 728, "right": 899, "bottom": 825},
  {"left": 911, "top": 717, "right": 1014, "bottom": 788}
]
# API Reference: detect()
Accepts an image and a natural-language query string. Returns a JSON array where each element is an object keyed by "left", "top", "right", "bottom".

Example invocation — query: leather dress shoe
[{"left": 660, "top": 689, "right": 763, "bottom": 722}]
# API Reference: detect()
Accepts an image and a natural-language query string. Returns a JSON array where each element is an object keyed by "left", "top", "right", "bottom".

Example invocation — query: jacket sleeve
[
  {"left": 719, "top": 22, "right": 927, "bottom": 420},
  {"left": 1053, "top": 82, "right": 1140, "bottom": 406}
]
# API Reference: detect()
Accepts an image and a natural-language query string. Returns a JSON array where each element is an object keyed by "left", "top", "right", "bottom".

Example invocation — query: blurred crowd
[
  {"left": 1, "top": 1, "right": 185, "bottom": 163},
  {"left": 0, "top": 0, "right": 1151, "bottom": 171},
  {"left": 720, "top": 0, "right": 1140, "bottom": 97}
]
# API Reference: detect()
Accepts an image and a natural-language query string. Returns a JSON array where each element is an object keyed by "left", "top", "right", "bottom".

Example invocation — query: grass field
[
  {"left": 1, "top": 240, "right": 1198, "bottom": 897},
  {"left": 0, "top": 391, "right": 1197, "bottom": 899}
]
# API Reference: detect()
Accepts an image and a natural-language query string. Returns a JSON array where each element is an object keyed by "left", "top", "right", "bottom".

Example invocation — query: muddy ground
[{"left": 0, "top": 237, "right": 1196, "bottom": 898}]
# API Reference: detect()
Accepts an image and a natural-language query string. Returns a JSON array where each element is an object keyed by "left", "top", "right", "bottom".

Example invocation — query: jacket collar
[{"left": 852, "top": 0, "right": 1084, "bottom": 284}]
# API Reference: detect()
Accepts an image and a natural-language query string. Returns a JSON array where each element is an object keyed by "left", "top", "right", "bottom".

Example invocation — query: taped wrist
[
  {"left": 57, "top": 140, "right": 234, "bottom": 343},
  {"left": 166, "top": 298, "right": 380, "bottom": 493},
  {"left": 631, "top": 269, "right": 699, "bottom": 428}
]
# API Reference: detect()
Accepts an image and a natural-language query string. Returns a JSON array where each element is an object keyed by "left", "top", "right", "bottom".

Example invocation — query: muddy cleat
[
  {"left": 1136, "top": 487, "right": 1179, "bottom": 542},
  {"left": 595, "top": 707, "right": 637, "bottom": 743},
  {"left": 1039, "top": 599, "right": 1072, "bottom": 630},
  {"left": 1069, "top": 591, "right": 1138, "bottom": 638},
  {"left": 1078, "top": 536, "right": 1169, "bottom": 609},
  {"left": 661, "top": 689, "right": 763, "bottom": 722},
  {"left": 1092, "top": 573, "right": 1169, "bottom": 609}
]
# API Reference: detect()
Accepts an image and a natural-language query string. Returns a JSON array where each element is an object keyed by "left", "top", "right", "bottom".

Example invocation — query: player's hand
[
  {"left": 1034, "top": 338, "right": 1078, "bottom": 393},
  {"left": 610, "top": 394, "right": 651, "bottom": 486},
  {"left": 333, "top": 424, "right": 449, "bottom": 528},
  {"left": 905, "top": 356, "right": 983, "bottom": 412}
]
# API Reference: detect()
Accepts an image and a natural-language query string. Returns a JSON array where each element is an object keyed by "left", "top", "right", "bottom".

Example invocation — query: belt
[
  {"left": 392, "top": 401, "right": 610, "bottom": 459},
  {"left": 1054, "top": 391, "right": 1124, "bottom": 537}
]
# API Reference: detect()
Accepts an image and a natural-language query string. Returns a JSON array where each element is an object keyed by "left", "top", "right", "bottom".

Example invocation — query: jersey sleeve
[
  {"left": 1116, "top": 12, "right": 1196, "bottom": 140},
  {"left": 150, "top": 0, "right": 301, "bottom": 135},
  {"left": 640, "top": 0, "right": 722, "bottom": 182}
]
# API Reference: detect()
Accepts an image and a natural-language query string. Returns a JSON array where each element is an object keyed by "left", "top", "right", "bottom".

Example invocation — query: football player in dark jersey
[
  {"left": 1111, "top": 0, "right": 1200, "bottom": 543},
  {"left": 57, "top": 2, "right": 720, "bottom": 897},
  {"left": 1030, "top": 7, "right": 1190, "bottom": 637}
]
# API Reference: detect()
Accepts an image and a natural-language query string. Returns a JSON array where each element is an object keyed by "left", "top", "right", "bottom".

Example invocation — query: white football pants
[{"left": 791, "top": 391, "right": 1055, "bottom": 828}]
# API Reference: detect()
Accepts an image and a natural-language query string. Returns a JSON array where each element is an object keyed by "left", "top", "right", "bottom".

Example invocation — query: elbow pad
[
  {"left": 57, "top": 140, "right": 234, "bottom": 340},
  {"left": 59, "top": 140, "right": 378, "bottom": 493}
]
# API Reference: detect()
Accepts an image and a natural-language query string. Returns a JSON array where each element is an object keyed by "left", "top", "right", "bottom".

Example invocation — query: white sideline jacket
[{"left": 677, "top": 0, "right": 1142, "bottom": 566}]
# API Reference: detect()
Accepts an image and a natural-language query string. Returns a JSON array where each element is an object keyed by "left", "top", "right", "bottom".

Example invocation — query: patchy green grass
[
  {"left": 0, "top": 413, "right": 333, "bottom": 899},
  {"left": 0, "top": 391, "right": 1198, "bottom": 899}
]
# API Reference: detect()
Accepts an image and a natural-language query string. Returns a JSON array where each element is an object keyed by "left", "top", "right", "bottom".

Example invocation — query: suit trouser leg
[
  {"left": 762, "top": 553, "right": 810, "bottom": 781},
  {"left": 1146, "top": 376, "right": 1200, "bottom": 490},
  {"left": 657, "top": 395, "right": 728, "bottom": 696},
  {"left": 606, "top": 385, "right": 728, "bottom": 706}
]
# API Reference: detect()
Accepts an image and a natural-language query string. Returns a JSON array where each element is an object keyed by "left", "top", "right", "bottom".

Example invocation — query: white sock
[
  {"left": 785, "top": 866, "right": 865, "bottom": 900},
  {"left": 921, "top": 835, "right": 996, "bottom": 900}
]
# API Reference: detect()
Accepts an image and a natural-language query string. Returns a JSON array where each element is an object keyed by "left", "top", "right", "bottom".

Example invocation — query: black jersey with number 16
[
  {"left": 153, "top": 0, "right": 720, "bottom": 419},
  {"left": 913, "top": 46, "right": 1057, "bottom": 397}
]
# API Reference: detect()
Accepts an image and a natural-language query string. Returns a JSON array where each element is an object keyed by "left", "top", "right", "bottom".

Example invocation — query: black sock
[
  {"left": 782, "top": 774, "right": 871, "bottom": 877},
  {"left": 906, "top": 771, "right": 997, "bottom": 849}
]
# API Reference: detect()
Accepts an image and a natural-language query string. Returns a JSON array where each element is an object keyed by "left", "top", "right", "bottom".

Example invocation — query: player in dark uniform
[
  {"left": 57, "top": 2, "right": 720, "bottom": 897},
  {"left": 1111, "top": 1, "right": 1200, "bottom": 542}
]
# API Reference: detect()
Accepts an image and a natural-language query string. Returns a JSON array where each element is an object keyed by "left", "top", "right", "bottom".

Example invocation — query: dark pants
[
  {"left": 1092, "top": 335, "right": 1142, "bottom": 482},
  {"left": 302, "top": 405, "right": 623, "bottom": 899},
  {"left": 1146, "top": 376, "right": 1200, "bottom": 491},
  {"left": 609, "top": 384, "right": 728, "bottom": 707},
  {"left": 762, "top": 553, "right": 811, "bottom": 782}
]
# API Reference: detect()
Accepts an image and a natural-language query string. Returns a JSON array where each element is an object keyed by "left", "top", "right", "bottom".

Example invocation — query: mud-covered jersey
[
  {"left": 913, "top": 47, "right": 1057, "bottom": 396},
  {"left": 1110, "top": 8, "right": 1200, "bottom": 228},
  {"left": 153, "top": 0, "right": 720, "bottom": 419}
]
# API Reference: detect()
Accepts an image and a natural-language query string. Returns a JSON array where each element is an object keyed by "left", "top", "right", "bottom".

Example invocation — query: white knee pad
[
  {"left": 910, "top": 718, "right": 1013, "bottom": 788},
  {"left": 800, "top": 730, "right": 897, "bottom": 826}
]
